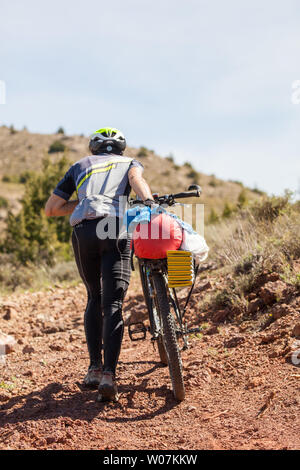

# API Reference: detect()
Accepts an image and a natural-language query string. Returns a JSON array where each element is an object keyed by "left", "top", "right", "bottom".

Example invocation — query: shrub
[
  {"left": 0, "top": 196, "right": 8, "bottom": 209},
  {"left": 166, "top": 154, "right": 174, "bottom": 163},
  {"left": 209, "top": 176, "right": 218, "bottom": 187},
  {"left": 2, "top": 175, "right": 12, "bottom": 183},
  {"left": 252, "top": 187, "right": 265, "bottom": 196},
  {"left": 48, "top": 140, "right": 66, "bottom": 154},
  {"left": 237, "top": 189, "right": 248, "bottom": 208},
  {"left": 222, "top": 202, "right": 235, "bottom": 219},
  {"left": 187, "top": 169, "right": 199, "bottom": 181},
  {"left": 229, "top": 180, "right": 244, "bottom": 186},
  {"left": 3, "top": 156, "right": 73, "bottom": 265},
  {"left": 19, "top": 170, "right": 34, "bottom": 184},
  {"left": 251, "top": 193, "right": 291, "bottom": 223},
  {"left": 56, "top": 127, "right": 65, "bottom": 135},
  {"left": 208, "top": 208, "right": 219, "bottom": 224},
  {"left": 137, "top": 146, "right": 148, "bottom": 158},
  {"left": 1, "top": 174, "right": 19, "bottom": 183}
]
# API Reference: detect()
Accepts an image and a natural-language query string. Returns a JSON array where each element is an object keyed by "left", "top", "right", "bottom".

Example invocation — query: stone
[
  {"left": 1, "top": 303, "right": 18, "bottom": 320},
  {"left": 292, "top": 323, "right": 300, "bottom": 338},
  {"left": 224, "top": 336, "right": 245, "bottom": 348},
  {"left": 22, "top": 345, "right": 35, "bottom": 354},
  {"left": 247, "top": 299, "right": 263, "bottom": 314},
  {"left": 259, "top": 281, "right": 287, "bottom": 306}
]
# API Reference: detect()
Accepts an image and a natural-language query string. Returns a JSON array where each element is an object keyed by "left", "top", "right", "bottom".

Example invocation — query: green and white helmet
[{"left": 89, "top": 127, "right": 126, "bottom": 155}]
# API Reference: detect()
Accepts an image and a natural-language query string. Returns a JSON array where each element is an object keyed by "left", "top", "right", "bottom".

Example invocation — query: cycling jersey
[{"left": 53, "top": 153, "right": 143, "bottom": 226}]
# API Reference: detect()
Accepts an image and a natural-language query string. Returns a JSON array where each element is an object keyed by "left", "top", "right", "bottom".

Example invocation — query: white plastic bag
[{"left": 180, "top": 230, "right": 209, "bottom": 263}]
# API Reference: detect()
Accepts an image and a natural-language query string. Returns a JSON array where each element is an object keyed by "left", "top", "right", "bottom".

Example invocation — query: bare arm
[
  {"left": 45, "top": 194, "right": 79, "bottom": 217},
  {"left": 128, "top": 166, "right": 154, "bottom": 201}
]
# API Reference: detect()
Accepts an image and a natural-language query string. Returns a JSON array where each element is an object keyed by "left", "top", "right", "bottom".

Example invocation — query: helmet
[{"left": 89, "top": 127, "right": 126, "bottom": 155}]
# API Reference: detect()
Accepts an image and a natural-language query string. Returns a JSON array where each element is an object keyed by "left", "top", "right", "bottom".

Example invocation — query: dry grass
[
  {"left": 203, "top": 198, "right": 300, "bottom": 319},
  {"left": 0, "top": 254, "right": 80, "bottom": 294}
]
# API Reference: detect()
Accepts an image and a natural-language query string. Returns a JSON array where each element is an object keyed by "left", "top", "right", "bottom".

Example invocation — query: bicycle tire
[
  {"left": 152, "top": 272, "right": 185, "bottom": 401},
  {"left": 138, "top": 263, "right": 168, "bottom": 365}
]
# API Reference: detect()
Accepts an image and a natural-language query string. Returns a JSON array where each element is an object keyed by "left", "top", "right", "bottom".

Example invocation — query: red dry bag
[{"left": 133, "top": 213, "right": 183, "bottom": 259}]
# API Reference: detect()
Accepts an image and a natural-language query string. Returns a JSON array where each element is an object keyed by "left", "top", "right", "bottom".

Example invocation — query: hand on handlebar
[{"left": 142, "top": 199, "right": 156, "bottom": 207}]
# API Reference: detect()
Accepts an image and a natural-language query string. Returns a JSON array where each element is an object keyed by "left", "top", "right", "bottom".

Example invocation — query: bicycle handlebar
[
  {"left": 170, "top": 189, "right": 201, "bottom": 199},
  {"left": 130, "top": 187, "right": 202, "bottom": 207}
]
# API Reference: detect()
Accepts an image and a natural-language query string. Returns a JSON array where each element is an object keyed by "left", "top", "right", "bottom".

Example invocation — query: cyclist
[{"left": 45, "top": 127, "right": 154, "bottom": 402}]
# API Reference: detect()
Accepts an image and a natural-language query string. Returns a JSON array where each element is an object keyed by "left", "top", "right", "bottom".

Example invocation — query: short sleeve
[
  {"left": 129, "top": 159, "right": 144, "bottom": 172},
  {"left": 53, "top": 165, "right": 76, "bottom": 201}
]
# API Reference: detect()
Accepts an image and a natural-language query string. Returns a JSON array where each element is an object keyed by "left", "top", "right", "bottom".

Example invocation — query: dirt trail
[{"left": 0, "top": 277, "right": 299, "bottom": 450}]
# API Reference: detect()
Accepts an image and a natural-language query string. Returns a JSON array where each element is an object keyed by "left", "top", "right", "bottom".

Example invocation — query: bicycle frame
[{"left": 127, "top": 185, "right": 203, "bottom": 348}]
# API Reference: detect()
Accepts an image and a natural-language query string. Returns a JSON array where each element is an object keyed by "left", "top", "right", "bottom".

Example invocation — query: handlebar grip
[{"left": 173, "top": 190, "right": 201, "bottom": 199}]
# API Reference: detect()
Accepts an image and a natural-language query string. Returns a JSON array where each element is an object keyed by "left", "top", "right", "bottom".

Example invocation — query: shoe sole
[
  {"left": 83, "top": 380, "right": 101, "bottom": 389},
  {"left": 97, "top": 384, "right": 119, "bottom": 403}
]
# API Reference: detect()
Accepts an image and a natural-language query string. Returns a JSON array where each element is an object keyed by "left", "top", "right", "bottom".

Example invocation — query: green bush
[
  {"left": 251, "top": 193, "right": 291, "bottom": 223},
  {"left": 187, "top": 169, "right": 199, "bottom": 181},
  {"left": 2, "top": 175, "right": 13, "bottom": 183},
  {"left": 252, "top": 187, "right": 265, "bottom": 196},
  {"left": 222, "top": 202, "right": 235, "bottom": 219},
  {"left": 208, "top": 208, "right": 219, "bottom": 224},
  {"left": 2, "top": 174, "right": 21, "bottom": 183},
  {"left": 229, "top": 180, "right": 244, "bottom": 186},
  {"left": 209, "top": 176, "right": 218, "bottom": 187},
  {"left": 0, "top": 196, "right": 8, "bottom": 209},
  {"left": 48, "top": 140, "right": 66, "bottom": 154},
  {"left": 137, "top": 146, "right": 148, "bottom": 158},
  {"left": 2, "top": 156, "right": 73, "bottom": 265},
  {"left": 237, "top": 189, "right": 248, "bottom": 208},
  {"left": 56, "top": 126, "right": 65, "bottom": 135},
  {"left": 19, "top": 170, "right": 34, "bottom": 184}
]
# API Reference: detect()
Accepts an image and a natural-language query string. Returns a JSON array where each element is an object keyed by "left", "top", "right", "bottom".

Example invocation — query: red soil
[{"left": 0, "top": 278, "right": 299, "bottom": 450}]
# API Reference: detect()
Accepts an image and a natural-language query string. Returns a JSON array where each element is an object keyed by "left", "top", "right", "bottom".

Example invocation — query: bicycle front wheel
[{"left": 152, "top": 272, "right": 185, "bottom": 401}]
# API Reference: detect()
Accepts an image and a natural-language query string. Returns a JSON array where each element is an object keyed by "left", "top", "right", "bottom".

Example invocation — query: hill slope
[{"left": 0, "top": 126, "right": 261, "bottom": 220}]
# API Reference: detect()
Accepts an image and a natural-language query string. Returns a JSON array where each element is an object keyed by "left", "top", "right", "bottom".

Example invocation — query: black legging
[{"left": 72, "top": 217, "right": 131, "bottom": 374}]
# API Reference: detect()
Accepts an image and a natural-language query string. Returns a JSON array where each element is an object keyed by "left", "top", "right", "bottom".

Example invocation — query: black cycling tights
[{"left": 72, "top": 217, "right": 131, "bottom": 375}]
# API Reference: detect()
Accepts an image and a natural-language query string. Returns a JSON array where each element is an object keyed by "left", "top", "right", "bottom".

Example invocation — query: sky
[{"left": 0, "top": 0, "right": 300, "bottom": 196}]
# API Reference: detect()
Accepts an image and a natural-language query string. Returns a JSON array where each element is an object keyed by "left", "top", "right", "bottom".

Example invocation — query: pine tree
[{"left": 3, "top": 156, "right": 73, "bottom": 265}]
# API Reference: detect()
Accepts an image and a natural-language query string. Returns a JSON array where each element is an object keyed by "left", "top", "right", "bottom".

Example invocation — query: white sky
[{"left": 0, "top": 0, "right": 300, "bottom": 195}]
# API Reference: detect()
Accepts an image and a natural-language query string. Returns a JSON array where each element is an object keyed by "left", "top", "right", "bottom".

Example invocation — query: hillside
[{"left": 0, "top": 125, "right": 261, "bottom": 222}]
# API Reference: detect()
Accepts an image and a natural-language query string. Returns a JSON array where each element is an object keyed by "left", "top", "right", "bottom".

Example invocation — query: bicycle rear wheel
[
  {"left": 138, "top": 263, "right": 168, "bottom": 365},
  {"left": 152, "top": 272, "right": 185, "bottom": 401}
]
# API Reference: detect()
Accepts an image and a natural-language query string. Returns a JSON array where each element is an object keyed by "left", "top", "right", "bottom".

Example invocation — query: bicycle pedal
[{"left": 128, "top": 322, "right": 147, "bottom": 341}]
